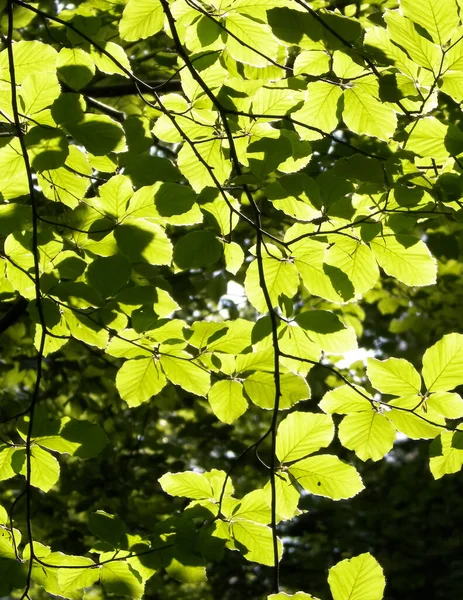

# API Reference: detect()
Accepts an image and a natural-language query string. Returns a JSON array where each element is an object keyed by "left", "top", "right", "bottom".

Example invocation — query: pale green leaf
[
  {"left": 208, "top": 379, "right": 248, "bottom": 423},
  {"left": 244, "top": 256, "right": 299, "bottom": 312},
  {"left": 293, "top": 82, "right": 342, "bottom": 141},
  {"left": 178, "top": 139, "right": 231, "bottom": 192},
  {"left": 231, "top": 489, "right": 271, "bottom": 524},
  {"left": 320, "top": 385, "right": 372, "bottom": 414},
  {"left": 385, "top": 11, "right": 441, "bottom": 72},
  {"left": 160, "top": 352, "right": 210, "bottom": 397},
  {"left": 328, "top": 553, "right": 385, "bottom": 600},
  {"left": 367, "top": 357, "right": 421, "bottom": 396},
  {"left": 119, "top": 0, "right": 164, "bottom": 41},
  {"left": 159, "top": 471, "right": 214, "bottom": 500},
  {"left": 116, "top": 357, "right": 167, "bottom": 407},
  {"left": 440, "top": 71, "right": 463, "bottom": 102},
  {"left": 294, "top": 50, "right": 330, "bottom": 76},
  {"left": 429, "top": 431, "right": 463, "bottom": 479},
  {"left": 325, "top": 237, "right": 380, "bottom": 296},
  {"left": 95, "top": 174, "right": 133, "bottom": 219},
  {"left": 422, "top": 333, "right": 463, "bottom": 392},
  {"left": 292, "top": 238, "right": 351, "bottom": 303},
  {"left": 230, "top": 520, "right": 282, "bottom": 566},
  {"left": 224, "top": 242, "right": 245, "bottom": 274},
  {"left": 244, "top": 372, "right": 310, "bottom": 410},
  {"left": 90, "top": 42, "right": 131, "bottom": 77},
  {"left": 427, "top": 392, "right": 463, "bottom": 418},
  {"left": 225, "top": 13, "right": 279, "bottom": 67},
  {"left": 19, "top": 446, "right": 60, "bottom": 492},
  {"left": 64, "top": 311, "right": 109, "bottom": 349},
  {"left": 268, "top": 593, "right": 318, "bottom": 600},
  {"left": 264, "top": 472, "right": 301, "bottom": 522},
  {"left": 21, "top": 72, "right": 60, "bottom": 115},
  {"left": 0, "top": 446, "right": 18, "bottom": 481},
  {"left": 401, "top": 0, "right": 459, "bottom": 46},
  {"left": 0, "top": 41, "right": 57, "bottom": 83},
  {"left": 387, "top": 396, "right": 444, "bottom": 439},
  {"left": 276, "top": 412, "right": 334, "bottom": 463},
  {"left": 370, "top": 234, "right": 437, "bottom": 287},
  {"left": 57, "top": 556, "right": 99, "bottom": 593},
  {"left": 339, "top": 411, "right": 396, "bottom": 461},
  {"left": 405, "top": 117, "right": 451, "bottom": 162},
  {"left": 343, "top": 86, "right": 397, "bottom": 141},
  {"left": 289, "top": 455, "right": 364, "bottom": 500}
]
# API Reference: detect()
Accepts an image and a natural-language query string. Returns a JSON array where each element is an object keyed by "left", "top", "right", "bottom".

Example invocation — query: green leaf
[
  {"left": 244, "top": 372, "right": 310, "bottom": 410},
  {"left": 231, "top": 489, "right": 271, "bottom": 524},
  {"left": 0, "top": 40, "right": 57, "bottom": 83},
  {"left": 0, "top": 446, "right": 18, "bottom": 481},
  {"left": 292, "top": 238, "right": 351, "bottom": 303},
  {"left": 21, "top": 72, "right": 60, "bottom": 115},
  {"left": 56, "top": 555, "right": 99, "bottom": 593},
  {"left": 115, "top": 219, "right": 173, "bottom": 266},
  {"left": 40, "top": 418, "right": 109, "bottom": 459},
  {"left": 294, "top": 50, "right": 330, "bottom": 76},
  {"left": 325, "top": 238, "right": 380, "bottom": 297},
  {"left": 401, "top": 0, "right": 459, "bottom": 46},
  {"left": 422, "top": 333, "right": 463, "bottom": 392},
  {"left": 268, "top": 593, "right": 318, "bottom": 600},
  {"left": 230, "top": 520, "right": 282, "bottom": 566},
  {"left": 119, "top": 0, "right": 164, "bottom": 41},
  {"left": 225, "top": 13, "right": 279, "bottom": 67},
  {"left": 208, "top": 379, "right": 248, "bottom": 423},
  {"left": 385, "top": 10, "right": 441, "bottom": 72},
  {"left": 320, "top": 385, "right": 372, "bottom": 414},
  {"left": 100, "top": 561, "right": 144, "bottom": 599},
  {"left": 264, "top": 472, "right": 301, "bottom": 522},
  {"left": 343, "top": 85, "right": 397, "bottom": 141},
  {"left": 25, "top": 127, "right": 69, "bottom": 171},
  {"left": 367, "top": 357, "right": 421, "bottom": 396},
  {"left": 328, "top": 553, "right": 386, "bottom": 600},
  {"left": 173, "top": 231, "right": 223, "bottom": 269},
  {"left": 429, "top": 431, "right": 463, "bottom": 479},
  {"left": 289, "top": 455, "right": 364, "bottom": 500},
  {"left": 159, "top": 471, "right": 214, "bottom": 500},
  {"left": 116, "top": 357, "right": 167, "bottom": 407},
  {"left": 178, "top": 139, "right": 231, "bottom": 192},
  {"left": 276, "top": 412, "right": 334, "bottom": 463},
  {"left": 88, "top": 510, "right": 127, "bottom": 548},
  {"left": 370, "top": 234, "right": 437, "bottom": 287},
  {"left": 19, "top": 446, "right": 60, "bottom": 492},
  {"left": 295, "top": 310, "right": 358, "bottom": 355},
  {"left": 86, "top": 255, "right": 131, "bottom": 297},
  {"left": 386, "top": 396, "right": 443, "bottom": 439},
  {"left": 338, "top": 411, "right": 396, "bottom": 461},
  {"left": 427, "top": 392, "right": 463, "bottom": 418},
  {"left": 405, "top": 117, "right": 451, "bottom": 162},
  {"left": 224, "top": 242, "right": 245, "bottom": 275},
  {"left": 64, "top": 311, "right": 109, "bottom": 349},
  {"left": 56, "top": 47, "right": 95, "bottom": 90},
  {"left": 90, "top": 42, "right": 131, "bottom": 77},
  {"left": 160, "top": 351, "right": 211, "bottom": 397},
  {"left": 293, "top": 82, "right": 342, "bottom": 140},
  {"left": 245, "top": 255, "right": 299, "bottom": 312},
  {"left": 65, "top": 114, "right": 125, "bottom": 155}
]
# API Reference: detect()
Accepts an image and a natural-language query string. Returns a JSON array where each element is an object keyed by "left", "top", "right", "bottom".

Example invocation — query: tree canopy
[{"left": 1, "top": 0, "right": 463, "bottom": 599}]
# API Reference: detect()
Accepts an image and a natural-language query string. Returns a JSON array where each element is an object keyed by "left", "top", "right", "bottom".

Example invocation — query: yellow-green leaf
[{"left": 328, "top": 553, "right": 386, "bottom": 600}]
